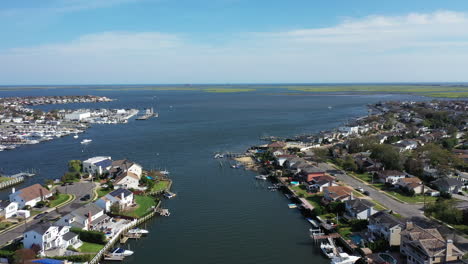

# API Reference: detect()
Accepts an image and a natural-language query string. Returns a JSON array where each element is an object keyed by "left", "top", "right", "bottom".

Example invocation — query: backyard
[
  {"left": 151, "top": 180, "right": 170, "bottom": 193},
  {"left": 78, "top": 242, "right": 104, "bottom": 253},
  {"left": 122, "top": 195, "right": 157, "bottom": 218}
]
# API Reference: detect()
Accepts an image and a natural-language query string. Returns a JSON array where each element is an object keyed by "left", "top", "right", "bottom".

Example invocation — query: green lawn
[
  {"left": 97, "top": 188, "right": 111, "bottom": 198},
  {"left": 49, "top": 194, "right": 72, "bottom": 208},
  {"left": 352, "top": 172, "right": 373, "bottom": 183},
  {"left": 0, "top": 177, "right": 11, "bottom": 183},
  {"left": 124, "top": 195, "right": 157, "bottom": 218},
  {"left": 385, "top": 191, "right": 437, "bottom": 204},
  {"left": 78, "top": 242, "right": 104, "bottom": 253},
  {"left": 0, "top": 222, "right": 13, "bottom": 230},
  {"left": 151, "top": 180, "right": 170, "bottom": 193},
  {"left": 337, "top": 226, "right": 352, "bottom": 239}
]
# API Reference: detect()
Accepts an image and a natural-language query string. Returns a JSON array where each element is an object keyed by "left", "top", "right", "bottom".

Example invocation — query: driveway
[{"left": 0, "top": 182, "right": 97, "bottom": 246}]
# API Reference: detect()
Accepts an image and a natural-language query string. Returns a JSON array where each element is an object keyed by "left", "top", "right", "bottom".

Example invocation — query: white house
[
  {"left": 114, "top": 172, "right": 140, "bottom": 189},
  {"left": 64, "top": 111, "right": 91, "bottom": 121},
  {"left": 376, "top": 171, "right": 406, "bottom": 185},
  {"left": 344, "top": 198, "right": 378, "bottom": 220},
  {"left": 56, "top": 203, "right": 108, "bottom": 231},
  {"left": 9, "top": 184, "right": 52, "bottom": 208},
  {"left": 0, "top": 201, "right": 18, "bottom": 219},
  {"left": 110, "top": 159, "right": 143, "bottom": 178},
  {"left": 368, "top": 211, "right": 402, "bottom": 246},
  {"left": 83, "top": 156, "right": 112, "bottom": 175},
  {"left": 23, "top": 224, "right": 82, "bottom": 254},
  {"left": 95, "top": 188, "right": 134, "bottom": 212}
]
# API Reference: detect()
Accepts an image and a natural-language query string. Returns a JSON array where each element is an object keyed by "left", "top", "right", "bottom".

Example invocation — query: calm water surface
[{"left": 0, "top": 88, "right": 422, "bottom": 264}]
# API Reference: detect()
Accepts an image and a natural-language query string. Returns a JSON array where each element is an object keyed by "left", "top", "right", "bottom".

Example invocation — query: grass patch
[
  {"left": 151, "top": 180, "right": 170, "bottom": 193},
  {"left": 337, "top": 226, "right": 352, "bottom": 239},
  {"left": 424, "top": 92, "right": 468, "bottom": 98},
  {"left": 97, "top": 188, "right": 111, "bottom": 198},
  {"left": 0, "top": 177, "right": 12, "bottom": 183},
  {"left": 0, "top": 222, "right": 13, "bottom": 230},
  {"left": 49, "top": 194, "right": 72, "bottom": 208},
  {"left": 385, "top": 191, "right": 437, "bottom": 204},
  {"left": 78, "top": 242, "right": 104, "bottom": 253},
  {"left": 123, "top": 195, "right": 157, "bottom": 218},
  {"left": 352, "top": 172, "right": 373, "bottom": 183}
]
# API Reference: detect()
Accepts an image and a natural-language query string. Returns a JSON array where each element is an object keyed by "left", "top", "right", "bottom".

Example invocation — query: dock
[
  {"left": 104, "top": 255, "right": 125, "bottom": 261},
  {"left": 136, "top": 107, "right": 157, "bottom": 120}
]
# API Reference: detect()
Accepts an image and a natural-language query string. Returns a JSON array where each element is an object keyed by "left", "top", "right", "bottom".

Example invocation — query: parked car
[
  {"left": 34, "top": 213, "right": 47, "bottom": 220},
  {"left": 363, "top": 191, "right": 370, "bottom": 196},
  {"left": 356, "top": 187, "right": 364, "bottom": 193},
  {"left": 81, "top": 194, "right": 91, "bottom": 201}
]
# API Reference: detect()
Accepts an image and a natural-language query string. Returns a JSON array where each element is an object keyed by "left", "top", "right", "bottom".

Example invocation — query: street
[{"left": 0, "top": 182, "right": 96, "bottom": 246}]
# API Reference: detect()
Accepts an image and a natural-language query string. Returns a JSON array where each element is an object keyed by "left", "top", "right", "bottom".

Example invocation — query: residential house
[
  {"left": 354, "top": 154, "right": 383, "bottom": 172},
  {"left": 306, "top": 175, "right": 337, "bottom": 192},
  {"left": 322, "top": 186, "right": 353, "bottom": 204},
  {"left": 9, "top": 184, "right": 52, "bottom": 208},
  {"left": 368, "top": 211, "right": 402, "bottom": 246},
  {"left": 83, "top": 156, "right": 112, "bottom": 176},
  {"left": 0, "top": 201, "right": 18, "bottom": 219},
  {"left": 400, "top": 222, "right": 464, "bottom": 264},
  {"left": 376, "top": 171, "right": 406, "bottom": 185},
  {"left": 300, "top": 166, "right": 326, "bottom": 182},
  {"left": 23, "top": 224, "right": 82, "bottom": 253},
  {"left": 114, "top": 171, "right": 140, "bottom": 189},
  {"left": 110, "top": 159, "right": 142, "bottom": 178},
  {"left": 397, "top": 177, "right": 425, "bottom": 194},
  {"left": 393, "top": 140, "right": 419, "bottom": 152},
  {"left": 344, "top": 198, "right": 378, "bottom": 220},
  {"left": 56, "top": 203, "right": 108, "bottom": 231},
  {"left": 275, "top": 154, "right": 297, "bottom": 167},
  {"left": 267, "top": 141, "right": 286, "bottom": 150},
  {"left": 431, "top": 178, "right": 464, "bottom": 194},
  {"left": 95, "top": 188, "right": 134, "bottom": 212}
]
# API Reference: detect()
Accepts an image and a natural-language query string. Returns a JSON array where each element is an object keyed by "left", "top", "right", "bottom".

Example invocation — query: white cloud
[{"left": 1, "top": 10, "right": 468, "bottom": 84}]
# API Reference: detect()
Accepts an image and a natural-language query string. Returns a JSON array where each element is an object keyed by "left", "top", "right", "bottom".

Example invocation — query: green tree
[
  {"left": 370, "top": 144, "right": 403, "bottom": 170},
  {"left": 68, "top": 160, "right": 82, "bottom": 173}
]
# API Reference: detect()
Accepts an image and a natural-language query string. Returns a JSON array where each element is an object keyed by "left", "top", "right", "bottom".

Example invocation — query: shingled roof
[{"left": 14, "top": 184, "right": 51, "bottom": 202}]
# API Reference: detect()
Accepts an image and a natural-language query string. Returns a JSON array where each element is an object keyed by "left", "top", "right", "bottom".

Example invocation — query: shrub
[
  {"left": 70, "top": 228, "right": 106, "bottom": 244},
  {"left": 52, "top": 254, "right": 93, "bottom": 262}
]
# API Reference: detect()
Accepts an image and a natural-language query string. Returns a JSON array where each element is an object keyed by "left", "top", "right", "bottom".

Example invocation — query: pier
[{"left": 136, "top": 108, "right": 157, "bottom": 120}]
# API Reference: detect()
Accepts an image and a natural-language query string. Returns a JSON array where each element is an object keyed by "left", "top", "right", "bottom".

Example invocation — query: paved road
[
  {"left": 317, "top": 163, "right": 425, "bottom": 218},
  {"left": 0, "top": 182, "right": 96, "bottom": 246}
]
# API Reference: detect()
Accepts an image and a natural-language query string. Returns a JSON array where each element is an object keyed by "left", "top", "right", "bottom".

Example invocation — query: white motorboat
[
  {"left": 255, "top": 175, "right": 267, "bottom": 180},
  {"left": 73, "top": 133, "right": 79, "bottom": 139},
  {"left": 331, "top": 253, "right": 361, "bottom": 264},
  {"left": 320, "top": 242, "right": 335, "bottom": 259},
  {"left": 110, "top": 247, "right": 134, "bottom": 257},
  {"left": 80, "top": 139, "right": 92, "bottom": 144},
  {"left": 160, "top": 169, "right": 170, "bottom": 175},
  {"left": 128, "top": 228, "right": 149, "bottom": 235}
]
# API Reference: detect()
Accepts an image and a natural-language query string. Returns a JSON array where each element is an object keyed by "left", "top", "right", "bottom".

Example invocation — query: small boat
[
  {"left": 163, "top": 192, "right": 176, "bottom": 199},
  {"left": 231, "top": 163, "right": 242, "bottom": 169},
  {"left": 160, "top": 169, "right": 170, "bottom": 175},
  {"left": 110, "top": 247, "right": 134, "bottom": 257},
  {"left": 255, "top": 175, "right": 267, "bottom": 180},
  {"left": 320, "top": 242, "right": 335, "bottom": 258},
  {"left": 331, "top": 253, "right": 360, "bottom": 264},
  {"left": 288, "top": 204, "right": 297, "bottom": 209},
  {"left": 80, "top": 139, "right": 92, "bottom": 144},
  {"left": 213, "top": 153, "right": 224, "bottom": 159},
  {"left": 73, "top": 133, "right": 79, "bottom": 139},
  {"left": 128, "top": 228, "right": 149, "bottom": 235}
]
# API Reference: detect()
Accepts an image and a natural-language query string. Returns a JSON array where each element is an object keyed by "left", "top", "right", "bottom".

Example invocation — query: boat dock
[
  {"left": 136, "top": 108, "right": 157, "bottom": 120},
  {"left": 104, "top": 255, "right": 125, "bottom": 261}
]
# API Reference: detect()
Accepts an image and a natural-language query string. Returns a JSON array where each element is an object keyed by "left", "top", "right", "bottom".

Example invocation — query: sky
[{"left": 1, "top": 0, "right": 468, "bottom": 84}]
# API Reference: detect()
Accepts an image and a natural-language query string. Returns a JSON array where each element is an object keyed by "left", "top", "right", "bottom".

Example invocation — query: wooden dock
[{"left": 311, "top": 233, "right": 341, "bottom": 240}]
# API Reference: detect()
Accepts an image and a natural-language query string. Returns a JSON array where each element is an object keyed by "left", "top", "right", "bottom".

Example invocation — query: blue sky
[{"left": 1, "top": 0, "right": 468, "bottom": 84}]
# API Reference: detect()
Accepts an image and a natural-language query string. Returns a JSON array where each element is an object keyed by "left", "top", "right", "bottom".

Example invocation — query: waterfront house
[
  {"left": 322, "top": 186, "right": 353, "bottom": 204},
  {"left": 400, "top": 222, "right": 464, "bottom": 264},
  {"left": 306, "top": 175, "right": 337, "bottom": 192},
  {"left": 344, "top": 198, "right": 377, "bottom": 220},
  {"left": 114, "top": 171, "right": 140, "bottom": 189},
  {"left": 9, "top": 184, "right": 52, "bottom": 208},
  {"left": 56, "top": 203, "right": 108, "bottom": 231},
  {"left": 0, "top": 200, "right": 18, "bottom": 219},
  {"left": 376, "top": 170, "right": 406, "bottom": 185},
  {"left": 23, "top": 224, "right": 82, "bottom": 254},
  {"left": 396, "top": 177, "right": 425, "bottom": 194},
  {"left": 83, "top": 156, "right": 112, "bottom": 176},
  {"left": 431, "top": 178, "right": 464, "bottom": 194},
  {"left": 110, "top": 159, "right": 142, "bottom": 178},
  {"left": 267, "top": 141, "right": 286, "bottom": 150},
  {"left": 275, "top": 154, "right": 297, "bottom": 167},
  {"left": 95, "top": 188, "right": 134, "bottom": 212},
  {"left": 300, "top": 166, "right": 326, "bottom": 182},
  {"left": 368, "top": 211, "right": 402, "bottom": 246}
]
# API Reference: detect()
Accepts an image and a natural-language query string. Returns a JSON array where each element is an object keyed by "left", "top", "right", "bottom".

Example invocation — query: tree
[
  {"left": 313, "top": 148, "right": 330, "bottom": 162},
  {"left": 404, "top": 157, "right": 423, "bottom": 177},
  {"left": 342, "top": 156, "right": 358, "bottom": 172},
  {"left": 370, "top": 144, "right": 403, "bottom": 171},
  {"left": 110, "top": 203, "right": 121, "bottom": 215},
  {"left": 68, "top": 160, "right": 82, "bottom": 173}
]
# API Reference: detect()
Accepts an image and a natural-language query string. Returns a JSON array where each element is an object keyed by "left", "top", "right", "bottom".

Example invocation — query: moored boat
[
  {"left": 331, "top": 253, "right": 360, "bottom": 264},
  {"left": 80, "top": 139, "right": 92, "bottom": 144},
  {"left": 128, "top": 228, "right": 149, "bottom": 235},
  {"left": 110, "top": 247, "right": 134, "bottom": 257}
]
